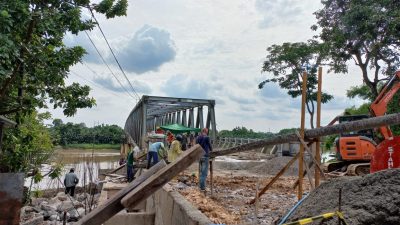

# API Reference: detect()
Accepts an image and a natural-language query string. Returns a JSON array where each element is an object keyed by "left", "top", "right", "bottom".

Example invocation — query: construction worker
[
  {"left": 64, "top": 168, "right": 79, "bottom": 197},
  {"left": 168, "top": 134, "right": 183, "bottom": 162},
  {"left": 147, "top": 141, "right": 166, "bottom": 169},
  {"left": 196, "top": 128, "right": 212, "bottom": 191},
  {"left": 127, "top": 144, "right": 140, "bottom": 182}
]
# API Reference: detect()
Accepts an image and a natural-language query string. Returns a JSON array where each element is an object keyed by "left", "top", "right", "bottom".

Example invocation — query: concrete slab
[{"left": 105, "top": 211, "right": 155, "bottom": 225}]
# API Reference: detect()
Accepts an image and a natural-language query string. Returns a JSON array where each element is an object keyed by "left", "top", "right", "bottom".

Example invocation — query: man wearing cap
[
  {"left": 64, "top": 168, "right": 79, "bottom": 197},
  {"left": 196, "top": 128, "right": 212, "bottom": 191},
  {"left": 147, "top": 141, "right": 166, "bottom": 169}
]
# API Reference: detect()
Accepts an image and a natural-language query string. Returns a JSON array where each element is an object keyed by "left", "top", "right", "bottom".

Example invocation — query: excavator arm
[
  {"left": 369, "top": 71, "right": 400, "bottom": 139},
  {"left": 370, "top": 71, "right": 400, "bottom": 173}
]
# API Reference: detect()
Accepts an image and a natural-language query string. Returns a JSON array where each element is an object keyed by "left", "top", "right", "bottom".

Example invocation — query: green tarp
[{"left": 159, "top": 123, "right": 200, "bottom": 134}]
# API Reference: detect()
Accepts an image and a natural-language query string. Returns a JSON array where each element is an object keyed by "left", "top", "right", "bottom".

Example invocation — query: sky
[{"left": 51, "top": 0, "right": 366, "bottom": 132}]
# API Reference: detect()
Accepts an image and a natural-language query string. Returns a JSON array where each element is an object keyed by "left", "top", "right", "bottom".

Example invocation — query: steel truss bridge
[{"left": 124, "top": 95, "right": 217, "bottom": 149}]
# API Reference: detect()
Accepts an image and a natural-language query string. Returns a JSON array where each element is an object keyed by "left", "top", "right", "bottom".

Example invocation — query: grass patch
[{"left": 64, "top": 143, "right": 120, "bottom": 150}]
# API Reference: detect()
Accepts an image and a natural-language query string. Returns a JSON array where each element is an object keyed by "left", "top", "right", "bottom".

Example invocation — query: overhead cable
[
  {"left": 88, "top": 7, "right": 141, "bottom": 101},
  {"left": 84, "top": 31, "right": 137, "bottom": 101},
  {"left": 70, "top": 70, "right": 129, "bottom": 99}
]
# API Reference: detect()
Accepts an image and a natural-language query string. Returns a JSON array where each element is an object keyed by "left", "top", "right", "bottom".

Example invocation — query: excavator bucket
[{"left": 370, "top": 136, "right": 400, "bottom": 173}]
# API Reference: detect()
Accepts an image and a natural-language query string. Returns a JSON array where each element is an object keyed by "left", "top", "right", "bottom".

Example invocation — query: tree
[
  {"left": 0, "top": 0, "right": 127, "bottom": 120},
  {"left": 259, "top": 41, "right": 333, "bottom": 128},
  {"left": 312, "top": 0, "right": 400, "bottom": 98},
  {"left": 0, "top": 111, "right": 53, "bottom": 173}
]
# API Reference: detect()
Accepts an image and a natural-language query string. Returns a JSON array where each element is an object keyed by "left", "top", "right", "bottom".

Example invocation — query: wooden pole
[
  {"left": 298, "top": 71, "right": 307, "bottom": 200},
  {"left": 77, "top": 161, "right": 166, "bottom": 225},
  {"left": 249, "top": 153, "right": 299, "bottom": 204},
  {"left": 210, "top": 113, "right": 400, "bottom": 157},
  {"left": 254, "top": 181, "right": 259, "bottom": 225},
  {"left": 295, "top": 132, "right": 325, "bottom": 179},
  {"left": 210, "top": 159, "right": 214, "bottom": 196},
  {"left": 121, "top": 145, "right": 204, "bottom": 208},
  {"left": 316, "top": 67, "right": 322, "bottom": 187}
]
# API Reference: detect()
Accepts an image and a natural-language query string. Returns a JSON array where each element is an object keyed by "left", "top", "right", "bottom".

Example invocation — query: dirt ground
[{"left": 169, "top": 154, "right": 312, "bottom": 225}]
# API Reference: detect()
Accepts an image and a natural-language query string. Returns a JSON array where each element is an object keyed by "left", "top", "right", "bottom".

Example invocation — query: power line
[
  {"left": 88, "top": 7, "right": 141, "bottom": 101},
  {"left": 84, "top": 30, "right": 137, "bottom": 101},
  {"left": 70, "top": 70, "right": 128, "bottom": 99}
]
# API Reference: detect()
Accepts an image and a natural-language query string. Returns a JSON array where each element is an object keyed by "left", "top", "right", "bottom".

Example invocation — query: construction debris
[
  {"left": 173, "top": 173, "right": 311, "bottom": 225},
  {"left": 287, "top": 169, "right": 400, "bottom": 225}
]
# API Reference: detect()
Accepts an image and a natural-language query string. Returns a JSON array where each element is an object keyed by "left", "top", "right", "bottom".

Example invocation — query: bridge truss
[{"left": 124, "top": 95, "right": 217, "bottom": 149}]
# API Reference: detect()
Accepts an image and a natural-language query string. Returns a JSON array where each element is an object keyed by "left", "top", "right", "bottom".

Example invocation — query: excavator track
[{"left": 346, "top": 163, "right": 370, "bottom": 176}]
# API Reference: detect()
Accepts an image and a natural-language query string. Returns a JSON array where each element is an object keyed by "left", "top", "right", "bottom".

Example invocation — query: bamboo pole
[
  {"left": 316, "top": 66, "right": 322, "bottom": 187},
  {"left": 298, "top": 71, "right": 307, "bottom": 200},
  {"left": 210, "top": 113, "right": 400, "bottom": 158},
  {"left": 295, "top": 131, "right": 325, "bottom": 179},
  {"left": 249, "top": 153, "right": 299, "bottom": 204}
]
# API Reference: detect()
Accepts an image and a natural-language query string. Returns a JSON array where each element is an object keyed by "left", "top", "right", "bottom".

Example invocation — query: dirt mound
[
  {"left": 288, "top": 169, "right": 400, "bottom": 225},
  {"left": 249, "top": 157, "right": 299, "bottom": 176}
]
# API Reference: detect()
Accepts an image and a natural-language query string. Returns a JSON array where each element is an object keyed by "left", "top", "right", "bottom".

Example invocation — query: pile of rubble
[
  {"left": 173, "top": 173, "right": 311, "bottom": 224},
  {"left": 288, "top": 169, "right": 400, "bottom": 225},
  {"left": 20, "top": 192, "right": 99, "bottom": 225}
]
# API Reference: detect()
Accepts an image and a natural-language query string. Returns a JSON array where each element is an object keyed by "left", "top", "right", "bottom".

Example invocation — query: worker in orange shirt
[{"left": 166, "top": 131, "right": 174, "bottom": 148}]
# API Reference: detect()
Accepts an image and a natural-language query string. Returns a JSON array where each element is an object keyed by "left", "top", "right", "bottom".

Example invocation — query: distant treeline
[
  {"left": 218, "top": 126, "right": 298, "bottom": 139},
  {"left": 49, "top": 119, "right": 124, "bottom": 146}
]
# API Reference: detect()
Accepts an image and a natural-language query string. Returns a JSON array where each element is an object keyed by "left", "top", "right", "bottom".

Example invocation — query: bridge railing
[{"left": 213, "top": 137, "right": 264, "bottom": 149}]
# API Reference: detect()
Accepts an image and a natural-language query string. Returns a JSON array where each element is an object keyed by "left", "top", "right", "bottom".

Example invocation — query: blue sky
[{"left": 52, "top": 0, "right": 366, "bottom": 132}]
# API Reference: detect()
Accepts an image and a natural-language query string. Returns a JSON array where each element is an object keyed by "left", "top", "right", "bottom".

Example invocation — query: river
[{"left": 26, "top": 149, "right": 121, "bottom": 190}]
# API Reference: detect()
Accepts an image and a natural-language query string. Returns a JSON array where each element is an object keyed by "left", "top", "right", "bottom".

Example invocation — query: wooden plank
[
  {"left": 298, "top": 71, "right": 307, "bottom": 200},
  {"left": 106, "top": 163, "right": 126, "bottom": 175},
  {"left": 316, "top": 66, "right": 322, "bottom": 187},
  {"left": 121, "top": 144, "right": 204, "bottom": 208},
  {"left": 295, "top": 131, "right": 326, "bottom": 179},
  {"left": 77, "top": 161, "right": 166, "bottom": 225},
  {"left": 249, "top": 153, "right": 299, "bottom": 204},
  {"left": 302, "top": 155, "right": 315, "bottom": 190},
  {"left": 211, "top": 113, "right": 400, "bottom": 157}
]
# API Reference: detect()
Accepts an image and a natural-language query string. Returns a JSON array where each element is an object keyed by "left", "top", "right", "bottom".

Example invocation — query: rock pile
[
  {"left": 287, "top": 169, "right": 400, "bottom": 225},
  {"left": 20, "top": 192, "right": 99, "bottom": 225}
]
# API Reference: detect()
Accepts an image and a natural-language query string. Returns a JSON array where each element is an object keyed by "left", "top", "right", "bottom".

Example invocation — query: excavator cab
[
  {"left": 336, "top": 115, "right": 376, "bottom": 161},
  {"left": 323, "top": 115, "right": 377, "bottom": 175}
]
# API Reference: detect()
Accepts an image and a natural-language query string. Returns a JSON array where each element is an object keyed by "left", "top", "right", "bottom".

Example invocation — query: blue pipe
[{"left": 278, "top": 194, "right": 309, "bottom": 225}]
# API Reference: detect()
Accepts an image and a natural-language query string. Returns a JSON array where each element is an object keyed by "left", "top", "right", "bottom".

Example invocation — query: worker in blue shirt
[{"left": 196, "top": 128, "right": 212, "bottom": 191}]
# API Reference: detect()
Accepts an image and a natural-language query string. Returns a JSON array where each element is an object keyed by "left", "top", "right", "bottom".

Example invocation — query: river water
[{"left": 26, "top": 149, "right": 121, "bottom": 190}]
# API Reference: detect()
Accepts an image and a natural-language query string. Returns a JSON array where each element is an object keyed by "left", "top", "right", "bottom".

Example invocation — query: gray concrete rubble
[{"left": 20, "top": 192, "right": 99, "bottom": 225}]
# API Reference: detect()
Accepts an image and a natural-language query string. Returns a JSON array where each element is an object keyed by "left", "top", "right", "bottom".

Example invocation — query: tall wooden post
[
  {"left": 315, "top": 67, "right": 322, "bottom": 187},
  {"left": 298, "top": 71, "right": 307, "bottom": 200}
]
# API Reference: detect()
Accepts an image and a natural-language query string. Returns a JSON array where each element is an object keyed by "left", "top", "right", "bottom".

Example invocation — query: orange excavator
[{"left": 324, "top": 71, "right": 400, "bottom": 175}]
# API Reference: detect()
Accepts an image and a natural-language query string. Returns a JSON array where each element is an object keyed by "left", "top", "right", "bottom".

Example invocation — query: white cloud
[{"left": 115, "top": 25, "right": 177, "bottom": 74}]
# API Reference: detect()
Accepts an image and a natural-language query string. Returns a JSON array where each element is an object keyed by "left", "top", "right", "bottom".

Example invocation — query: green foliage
[
  {"left": 218, "top": 126, "right": 274, "bottom": 139},
  {"left": 49, "top": 119, "right": 124, "bottom": 146},
  {"left": 260, "top": 41, "right": 333, "bottom": 128},
  {"left": 346, "top": 85, "right": 375, "bottom": 101},
  {"left": 344, "top": 103, "right": 370, "bottom": 115},
  {"left": 277, "top": 128, "right": 298, "bottom": 135},
  {"left": 323, "top": 134, "right": 338, "bottom": 151},
  {"left": 94, "top": 0, "right": 128, "bottom": 18},
  {"left": 313, "top": 0, "right": 400, "bottom": 98},
  {"left": 0, "top": 0, "right": 127, "bottom": 118},
  {"left": 0, "top": 111, "right": 53, "bottom": 173},
  {"left": 31, "top": 188, "right": 43, "bottom": 198},
  {"left": 48, "top": 163, "right": 63, "bottom": 179},
  {"left": 387, "top": 92, "right": 400, "bottom": 135}
]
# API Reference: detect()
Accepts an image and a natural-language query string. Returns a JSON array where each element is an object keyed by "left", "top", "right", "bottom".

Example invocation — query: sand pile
[
  {"left": 249, "top": 156, "right": 299, "bottom": 176},
  {"left": 287, "top": 169, "right": 400, "bottom": 225}
]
